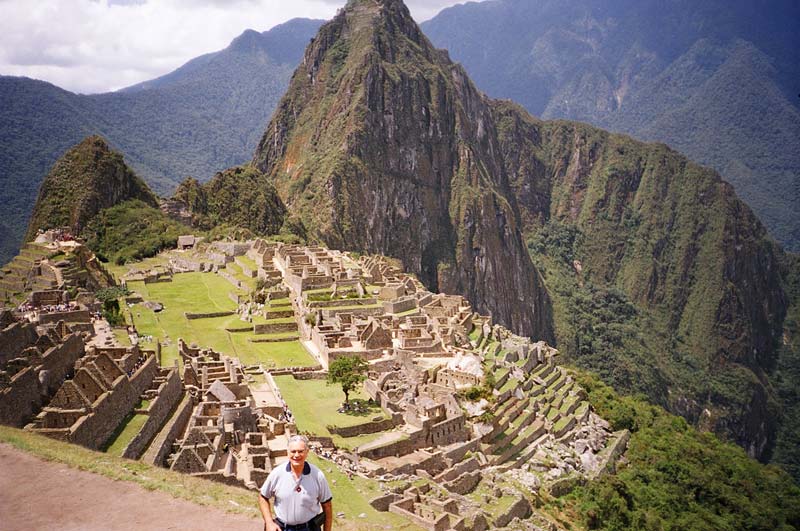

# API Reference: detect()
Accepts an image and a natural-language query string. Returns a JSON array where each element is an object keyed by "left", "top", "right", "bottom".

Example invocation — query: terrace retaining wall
[
  {"left": 142, "top": 393, "right": 194, "bottom": 466},
  {"left": 122, "top": 369, "right": 183, "bottom": 459}
]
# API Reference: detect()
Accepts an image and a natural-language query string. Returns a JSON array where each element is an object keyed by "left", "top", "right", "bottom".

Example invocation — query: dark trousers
[{"left": 273, "top": 517, "right": 321, "bottom": 531}]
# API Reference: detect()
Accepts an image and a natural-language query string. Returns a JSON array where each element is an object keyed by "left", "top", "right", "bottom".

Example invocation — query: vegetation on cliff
[
  {"left": 81, "top": 200, "right": 188, "bottom": 265},
  {"left": 557, "top": 372, "right": 800, "bottom": 531},
  {"left": 173, "top": 166, "right": 286, "bottom": 236},
  {"left": 491, "top": 99, "right": 789, "bottom": 463},
  {"left": 20, "top": 135, "right": 192, "bottom": 266},
  {"left": 25, "top": 136, "right": 158, "bottom": 241}
]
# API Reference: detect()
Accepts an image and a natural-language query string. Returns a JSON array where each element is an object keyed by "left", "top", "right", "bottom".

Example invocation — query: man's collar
[{"left": 285, "top": 461, "right": 311, "bottom": 475}]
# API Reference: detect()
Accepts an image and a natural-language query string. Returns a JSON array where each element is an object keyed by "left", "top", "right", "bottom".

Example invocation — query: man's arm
[
  {"left": 258, "top": 493, "right": 282, "bottom": 531},
  {"left": 321, "top": 499, "right": 333, "bottom": 531}
]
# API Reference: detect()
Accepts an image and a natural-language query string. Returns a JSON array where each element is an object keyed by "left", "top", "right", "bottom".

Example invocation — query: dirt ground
[{"left": 0, "top": 443, "right": 263, "bottom": 530}]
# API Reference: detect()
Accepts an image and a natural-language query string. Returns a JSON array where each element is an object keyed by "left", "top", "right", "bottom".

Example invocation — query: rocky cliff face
[
  {"left": 492, "top": 100, "right": 787, "bottom": 458},
  {"left": 25, "top": 136, "right": 158, "bottom": 240},
  {"left": 253, "top": 0, "right": 552, "bottom": 339}
]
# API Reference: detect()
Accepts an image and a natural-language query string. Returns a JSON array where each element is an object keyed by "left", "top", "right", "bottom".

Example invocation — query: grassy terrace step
[
  {"left": 235, "top": 255, "right": 258, "bottom": 271},
  {"left": 492, "top": 367, "right": 510, "bottom": 389}
]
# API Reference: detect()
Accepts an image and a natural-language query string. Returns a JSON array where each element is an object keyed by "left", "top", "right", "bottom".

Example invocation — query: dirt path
[{"left": 0, "top": 443, "right": 262, "bottom": 530}]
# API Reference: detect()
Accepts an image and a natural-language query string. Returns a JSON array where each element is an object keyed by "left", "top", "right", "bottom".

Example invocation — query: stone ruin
[
  {"left": 164, "top": 340, "right": 295, "bottom": 489},
  {"left": 26, "top": 344, "right": 158, "bottom": 449}
]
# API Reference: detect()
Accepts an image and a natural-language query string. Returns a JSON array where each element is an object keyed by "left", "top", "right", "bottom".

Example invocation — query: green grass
[
  {"left": 225, "top": 262, "right": 256, "bottom": 290},
  {"left": 264, "top": 307, "right": 294, "bottom": 317},
  {"left": 112, "top": 328, "right": 131, "bottom": 346},
  {"left": 104, "top": 413, "right": 148, "bottom": 456},
  {"left": 332, "top": 431, "right": 390, "bottom": 451},
  {"left": 126, "top": 272, "right": 314, "bottom": 368},
  {"left": 552, "top": 416, "right": 571, "bottom": 433},
  {"left": 236, "top": 255, "right": 257, "bottom": 271},
  {"left": 109, "top": 253, "right": 172, "bottom": 281},
  {"left": 274, "top": 376, "right": 386, "bottom": 437},
  {"left": 249, "top": 331, "right": 299, "bottom": 340},
  {"left": 261, "top": 316, "right": 297, "bottom": 325}
]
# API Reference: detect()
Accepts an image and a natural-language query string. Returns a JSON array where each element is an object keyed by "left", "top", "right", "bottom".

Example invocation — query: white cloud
[{"left": 0, "top": 0, "right": 465, "bottom": 94}]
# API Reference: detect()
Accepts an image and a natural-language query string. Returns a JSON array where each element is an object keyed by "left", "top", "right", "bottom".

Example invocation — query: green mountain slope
[
  {"left": 172, "top": 165, "right": 287, "bottom": 235},
  {"left": 421, "top": 0, "right": 800, "bottom": 251},
  {"left": 492, "top": 99, "right": 791, "bottom": 463},
  {"left": 0, "top": 18, "right": 323, "bottom": 265}
]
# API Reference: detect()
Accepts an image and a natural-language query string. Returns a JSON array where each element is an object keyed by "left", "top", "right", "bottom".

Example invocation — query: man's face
[{"left": 288, "top": 441, "right": 309, "bottom": 467}]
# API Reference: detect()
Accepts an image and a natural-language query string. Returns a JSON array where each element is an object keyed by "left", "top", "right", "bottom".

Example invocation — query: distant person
[{"left": 258, "top": 435, "right": 333, "bottom": 531}]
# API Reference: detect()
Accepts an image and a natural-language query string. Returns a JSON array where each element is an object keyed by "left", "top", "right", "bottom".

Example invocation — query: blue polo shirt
[{"left": 260, "top": 461, "right": 333, "bottom": 525}]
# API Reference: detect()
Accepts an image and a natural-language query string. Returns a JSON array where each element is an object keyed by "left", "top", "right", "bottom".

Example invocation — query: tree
[{"left": 327, "top": 355, "right": 368, "bottom": 404}]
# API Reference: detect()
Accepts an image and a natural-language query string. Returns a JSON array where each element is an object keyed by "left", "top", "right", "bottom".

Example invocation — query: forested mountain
[
  {"left": 421, "top": 0, "right": 800, "bottom": 251},
  {"left": 0, "top": 18, "right": 323, "bottom": 265}
]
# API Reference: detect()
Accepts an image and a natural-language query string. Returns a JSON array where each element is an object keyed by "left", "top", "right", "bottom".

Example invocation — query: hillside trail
[{"left": 0, "top": 443, "right": 261, "bottom": 530}]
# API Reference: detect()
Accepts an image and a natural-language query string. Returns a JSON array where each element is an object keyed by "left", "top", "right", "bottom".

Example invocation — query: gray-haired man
[{"left": 258, "top": 435, "right": 333, "bottom": 531}]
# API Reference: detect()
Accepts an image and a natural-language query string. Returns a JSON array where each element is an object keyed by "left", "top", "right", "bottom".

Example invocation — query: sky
[{"left": 0, "top": 0, "right": 465, "bottom": 94}]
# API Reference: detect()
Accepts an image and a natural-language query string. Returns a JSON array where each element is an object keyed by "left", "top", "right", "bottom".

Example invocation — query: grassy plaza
[
  {"left": 273, "top": 375, "right": 389, "bottom": 449},
  {"left": 125, "top": 273, "right": 316, "bottom": 368}
]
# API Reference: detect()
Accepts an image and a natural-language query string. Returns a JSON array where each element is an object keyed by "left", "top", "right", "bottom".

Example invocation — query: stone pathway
[{"left": 0, "top": 443, "right": 262, "bottom": 531}]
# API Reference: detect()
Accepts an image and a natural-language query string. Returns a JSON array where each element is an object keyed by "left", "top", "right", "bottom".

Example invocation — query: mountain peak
[
  {"left": 253, "top": 0, "right": 553, "bottom": 339},
  {"left": 25, "top": 136, "right": 158, "bottom": 240},
  {"left": 228, "top": 29, "right": 263, "bottom": 53}
]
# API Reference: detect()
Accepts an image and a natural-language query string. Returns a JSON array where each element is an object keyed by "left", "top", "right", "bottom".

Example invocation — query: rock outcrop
[{"left": 253, "top": 0, "right": 553, "bottom": 340}]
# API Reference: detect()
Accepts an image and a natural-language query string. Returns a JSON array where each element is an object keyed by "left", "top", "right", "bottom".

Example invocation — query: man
[{"left": 258, "top": 435, "right": 333, "bottom": 531}]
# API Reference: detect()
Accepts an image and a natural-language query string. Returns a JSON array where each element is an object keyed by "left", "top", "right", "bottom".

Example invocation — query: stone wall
[
  {"left": 37, "top": 309, "right": 91, "bottom": 325},
  {"left": 0, "top": 321, "right": 39, "bottom": 365},
  {"left": 185, "top": 311, "right": 235, "bottom": 320},
  {"left": 0, "top": 366, "right": 39, "bottom": 426},
  {"left": 0, "top": 332, "right": 84, "bottom": 427},
  {"left": 444, "top": 470, "right": 481, "bottom": 495},
  {"left": 40, "top": 333, "right": 84, "bottom": 393},
  {"left": 122, "top": 369, "right": 183, "bottom": 459},
  {"left": 493, "top": 496, "right": 532, "bottom": 528},
  {"left": 592, "top": 429, "right": 630, "bottom": 478},
  {"left": 370, "top": 493, "right": 401, "bottom": 512},
  {"left": 142, "top": 393, "right": 195, "bottom": 467},
  {"left": 254, "top": 322, "right": 297, "bottom": 334},
  {"left": 442, "top": 437, "right": 481, "bottom": 462},
  {"left": 383, "top": 296, "right": 417, "bottom": 314},
  {"left": 31, "top": 290, "right": 65, "bottom": 306},
  {"left": 328, "top": 417, "right": 397, "bottom": 437}
]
